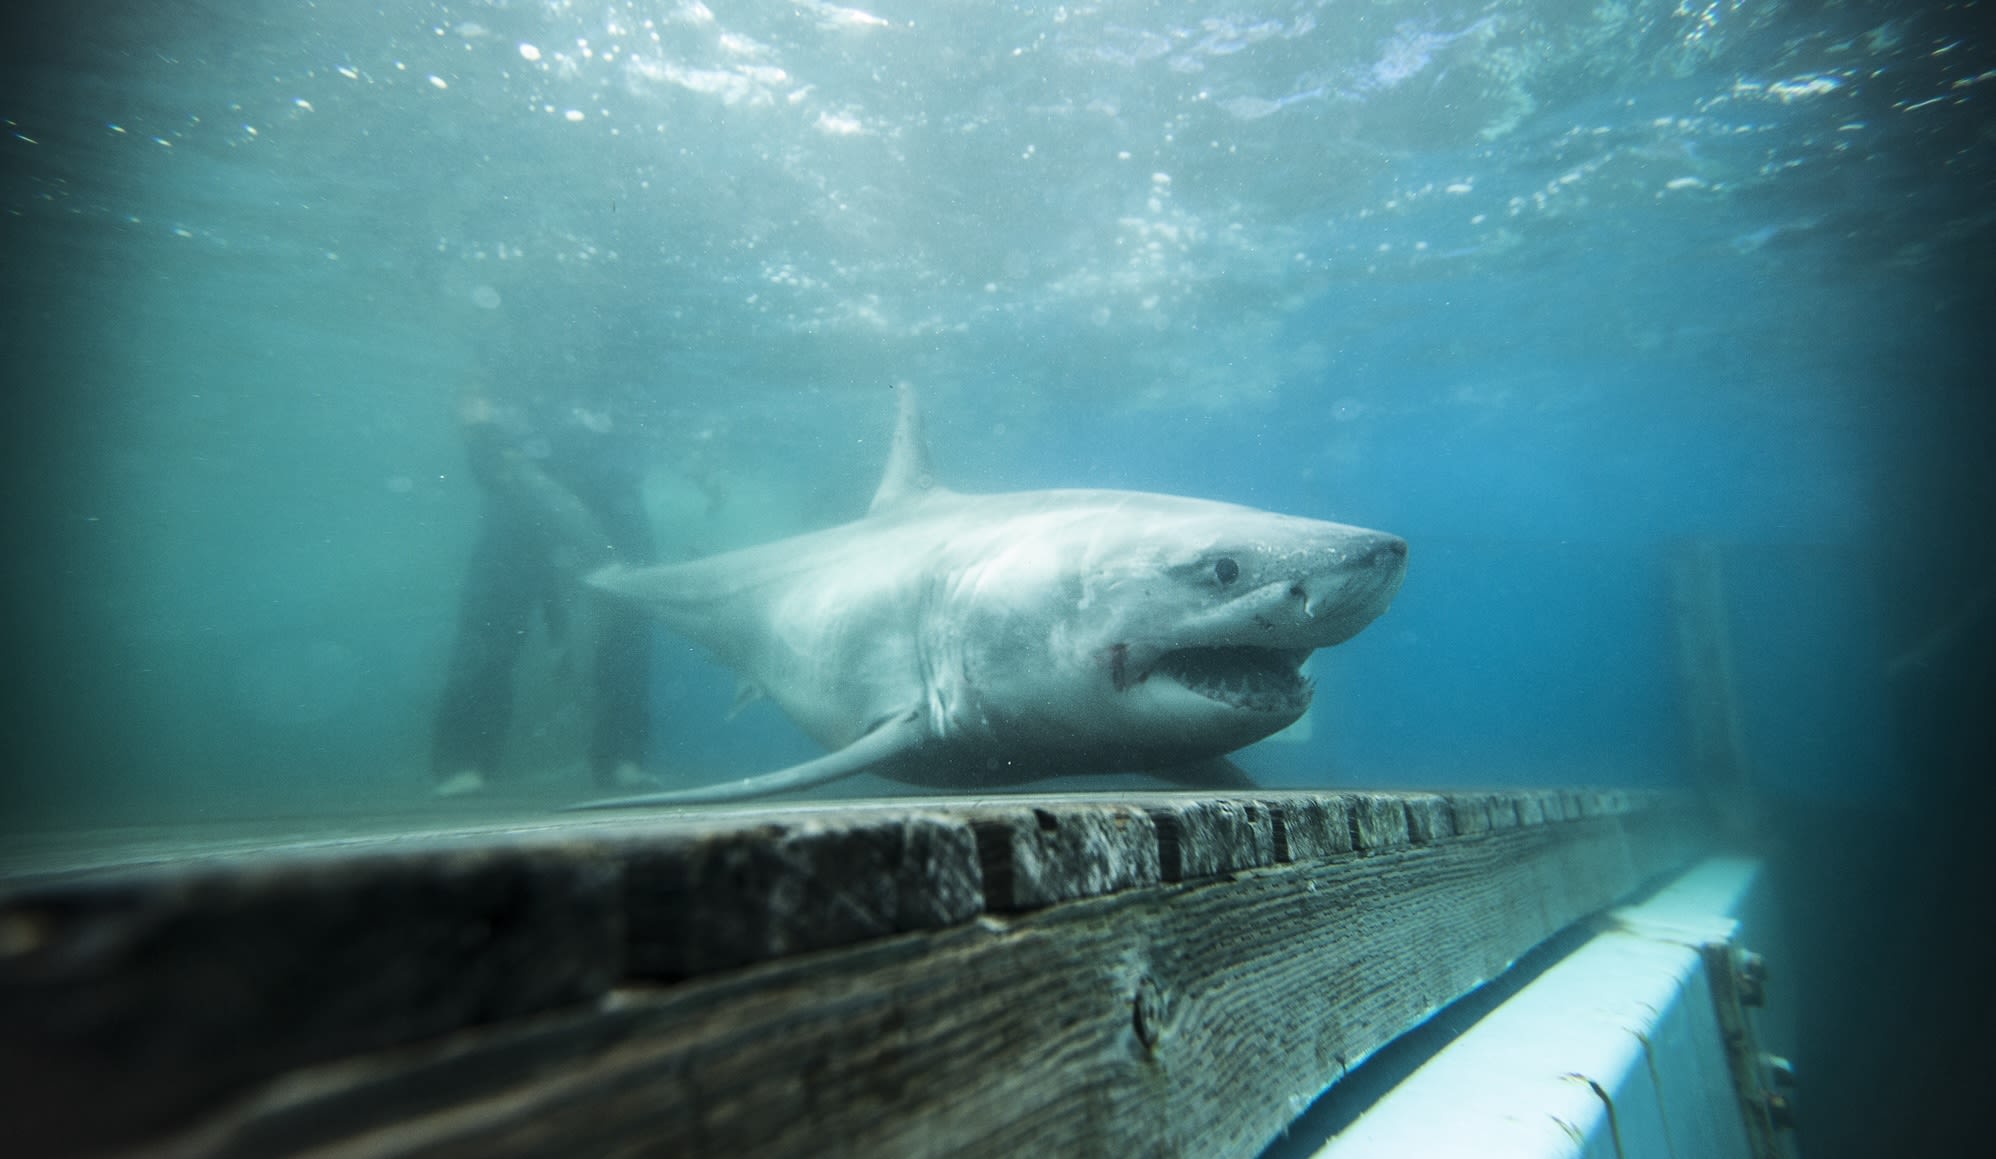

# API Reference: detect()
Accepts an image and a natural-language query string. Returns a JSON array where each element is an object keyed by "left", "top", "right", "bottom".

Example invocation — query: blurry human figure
[{"left": 430, "top": 372, "right": 658, "bottom": 796}]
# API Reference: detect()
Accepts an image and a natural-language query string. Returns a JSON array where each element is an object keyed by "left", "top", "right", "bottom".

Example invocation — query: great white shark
[{"left": 570, "top": 387, "right": 1407, "bottom": 807}]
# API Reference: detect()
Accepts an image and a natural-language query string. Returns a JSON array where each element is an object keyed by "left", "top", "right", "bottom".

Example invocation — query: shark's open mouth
[{"left": 1153, "top": 646, "right": 1313, "bottom": 713}]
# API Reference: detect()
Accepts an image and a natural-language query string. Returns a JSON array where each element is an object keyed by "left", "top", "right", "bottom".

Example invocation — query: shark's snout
[
  {"left": 1296, "top": 533, "right": 1407, "bottom": 618},
  {"left": 1340, "top": 531, "right": 1407, "bottom": 577},
  {"left": 1279, "top": 531, "right": 1407, "bottom": 649}
]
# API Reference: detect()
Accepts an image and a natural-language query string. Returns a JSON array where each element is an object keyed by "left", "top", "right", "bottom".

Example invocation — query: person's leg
[{"left": 430, "top": 513, "right": 541, "bottom": 792}]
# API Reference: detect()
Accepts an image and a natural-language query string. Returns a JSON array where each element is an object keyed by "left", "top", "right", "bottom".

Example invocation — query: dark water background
[{"left": 3, "top": 1, "right": 1991, "bottom": 1153}]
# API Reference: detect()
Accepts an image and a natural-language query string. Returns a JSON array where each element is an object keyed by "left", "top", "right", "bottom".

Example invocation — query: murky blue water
[{"left": 1, "top": 1, "right": 1986, "bottom": 829}]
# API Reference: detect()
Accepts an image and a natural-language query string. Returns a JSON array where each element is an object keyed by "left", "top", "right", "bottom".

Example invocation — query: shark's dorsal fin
[
  {"left": 562, "top": 708, "right": 927, "bottom": 809},
  {"left": 868, "top": 382, "right": 949, "bottom": 515}
]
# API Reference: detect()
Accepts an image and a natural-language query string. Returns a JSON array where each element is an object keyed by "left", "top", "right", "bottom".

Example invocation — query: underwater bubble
[{"left": 470, "top": 284, "right": 502, "bottom": 309}]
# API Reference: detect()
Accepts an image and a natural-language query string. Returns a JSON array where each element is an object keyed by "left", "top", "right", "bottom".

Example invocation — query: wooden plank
[
  {"left": 1140, "top": 796, "right": 1280, "bottom": 881},
  {"left": 1268, "top": 793, "right": 1353, "bottom": 859},
  {"left": 0, "top": 844, "right": 624, "bottom": 1158},
  {"left": 611, "top": 810, "right": 984, "bottom": 981},
  {"left": 967, "top": 802, "right": 1160, "bottom": 911},
  {"left": 0, "top": 805, "right": 986, "bottom": 1157},
  {"left": 0, "top": 791, "right": 1700, "bottom": 1158},
  {"left": 1400, "top": 792, "right": 1456, "bottom": 844},
  {"left": 1345, "top": 790, "right": 1413, "bottom": 850}
]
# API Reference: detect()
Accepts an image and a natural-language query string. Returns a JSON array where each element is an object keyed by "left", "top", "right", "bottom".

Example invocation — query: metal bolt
[
  {"left": 1736, "top": 950, "right": 1768, "bottom": 1007},
  {"left": 1761, "top": 1053, "right": 1797, "bottom": 1088}
]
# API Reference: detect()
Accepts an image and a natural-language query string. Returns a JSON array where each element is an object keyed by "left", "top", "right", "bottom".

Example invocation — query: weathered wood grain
[
  {"left": 0, "top": 845, "right": 623, "bottom": 1158},
  {"left": 1344, "top": 790, "right": 1413, "bottom": 850},
  {"left": 967, "top": 802, "right": 1161, "bottom": 911},
  {"left": 0, "top": 791, "right": 1701, "bottom": 1158},
  {"left": 1141, "top": 796, "right": 1280, "bottom": 881},
  {"left": 1266, "top": 793, "right": 1353, "bottom": 860},
  {"left": 612, "top": 810, "right": 984, "bottom": 981}
]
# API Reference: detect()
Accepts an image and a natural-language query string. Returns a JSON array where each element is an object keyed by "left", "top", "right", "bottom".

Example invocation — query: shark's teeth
[{"left": 1153, "top": 646, "right": 1311, "bottom": 713}]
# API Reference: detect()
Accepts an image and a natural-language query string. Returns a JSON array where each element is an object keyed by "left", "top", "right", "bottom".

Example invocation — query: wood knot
[{"left": 1132, "top": 975, "right": 1165, "bottom": 1052}]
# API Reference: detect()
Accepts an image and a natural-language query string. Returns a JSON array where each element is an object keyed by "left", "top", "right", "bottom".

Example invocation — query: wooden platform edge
[{"left": 0, "top": 789, "right": 1706, "bottom": 1158}]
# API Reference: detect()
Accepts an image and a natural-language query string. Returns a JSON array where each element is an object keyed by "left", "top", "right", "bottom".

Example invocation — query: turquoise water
[{"left": 1, "top": 1, "right": 1984, "bottom": 826}]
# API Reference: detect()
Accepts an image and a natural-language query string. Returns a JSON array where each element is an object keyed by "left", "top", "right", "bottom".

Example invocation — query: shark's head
[{"left": 937, "top": 492, "right": 1407, "bottom": 764}]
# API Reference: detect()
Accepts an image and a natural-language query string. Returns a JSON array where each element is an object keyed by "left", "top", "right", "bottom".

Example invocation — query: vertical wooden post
[{"left": 1670, "top": 541, "right": 1757, "bottom": 838}]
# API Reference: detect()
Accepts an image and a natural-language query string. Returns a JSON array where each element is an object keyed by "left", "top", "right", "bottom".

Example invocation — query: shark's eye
[{"left": 1214, "top": 557, "right": 1240, "bottom": 585}]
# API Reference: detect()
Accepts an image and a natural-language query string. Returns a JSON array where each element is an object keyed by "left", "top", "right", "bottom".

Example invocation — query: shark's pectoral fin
[{"left": 561, "top": 709, "right": 928, "bottom": 810}]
